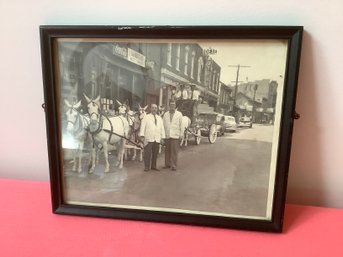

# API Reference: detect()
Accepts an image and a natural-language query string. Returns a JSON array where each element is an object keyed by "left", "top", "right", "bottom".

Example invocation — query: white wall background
[{"left": 1, "top": 0, "right": 342, "bottom": 208}]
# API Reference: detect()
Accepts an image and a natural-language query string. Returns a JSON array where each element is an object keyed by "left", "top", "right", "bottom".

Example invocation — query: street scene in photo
[{"left": 59, "top": 39, "right": 288, "bottom": 219}]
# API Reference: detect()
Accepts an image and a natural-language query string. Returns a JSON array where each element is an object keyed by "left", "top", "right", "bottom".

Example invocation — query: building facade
[
  {"left": 57, "top": 41, "right": 222, "bottom": 113},
  {"left": 217, "top": 82, "right": 234, "bottom": 115},
  {"left": 58, "top": 41, "right": 149, "bottom": 112},
  {"left": 159, "top": 43, "right": 221, "bottom": 108},
  {"left": 234, "top": 79, "right": 278, "bottom": 123}
]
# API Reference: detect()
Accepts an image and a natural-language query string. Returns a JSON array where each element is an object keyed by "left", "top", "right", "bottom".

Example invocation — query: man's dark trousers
[
  {"left": 164, "top": 138, "right": 179, "bottom": 169},
  {"left": 144, "top": 141, "right": 159, "bottom": 170}
]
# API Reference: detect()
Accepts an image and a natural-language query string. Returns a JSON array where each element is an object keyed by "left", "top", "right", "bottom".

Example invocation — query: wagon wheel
[
  {"left": 208, "top": 124, "right": 217, "bottom": 144},
  {"left": 194, "top": 128, "right": 201, "bottom": 145}
]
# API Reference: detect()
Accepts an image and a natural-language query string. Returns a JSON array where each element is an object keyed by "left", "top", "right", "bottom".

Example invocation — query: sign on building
[{"left": 112, "top": 43, "right": 146, "bottom": 68}]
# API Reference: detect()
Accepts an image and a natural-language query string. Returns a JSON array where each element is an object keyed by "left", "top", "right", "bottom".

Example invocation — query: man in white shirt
[
  {"left": 162, "top": 101, "right": 183, "bottom": 171},
  {"left": 139, "top": 104, "right": 165, "bottom": 171}
]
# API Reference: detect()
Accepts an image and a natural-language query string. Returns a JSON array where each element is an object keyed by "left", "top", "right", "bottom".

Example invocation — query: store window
[{"left": 132, "top": 74, "right": 144, "bottom": 109}]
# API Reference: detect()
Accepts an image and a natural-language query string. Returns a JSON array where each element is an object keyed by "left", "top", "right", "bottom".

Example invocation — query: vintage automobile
[
  {"left": 238, "top": 114, "right": 253, "bottom": 128},
  {"left": 223, "top": 115, "right": 237, "bottom": 132}
]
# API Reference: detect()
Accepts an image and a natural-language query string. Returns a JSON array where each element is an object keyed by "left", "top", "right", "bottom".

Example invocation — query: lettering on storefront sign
[
  {"left": 128, "top": 48, "right": 146, "bottom": 67},
  {"left": 112, "top": 44, "right": 146, "bottom": 67},
  {"left": 113, "top": 44, "right": 128, "bottom": 58},
  {"left": 203, "top": 47, "right": 218, "bottom": 55}
]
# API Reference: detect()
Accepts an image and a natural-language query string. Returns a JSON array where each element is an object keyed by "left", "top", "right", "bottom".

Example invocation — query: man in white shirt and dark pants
[
  {"left": 163, "top": 101, "right": 183, "bottom": 171},
  {"left": 139, "top": 104, "right": 165, "bottom": 171}
]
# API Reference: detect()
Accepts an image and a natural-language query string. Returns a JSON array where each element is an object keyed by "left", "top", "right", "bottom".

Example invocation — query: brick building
[
  {"left": 159, "top": 43, "right": 221, "bottom": 108},
  {"left": 217, "top": 82, "right": 234, "bottom": 115},
  {"left": 57, "top": 40, "right": 222, "bottom": 112}
]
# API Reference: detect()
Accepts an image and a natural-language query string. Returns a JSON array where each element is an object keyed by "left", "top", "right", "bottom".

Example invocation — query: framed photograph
[{"left": 40, "top": 25, "right": 302, "bottom": 232}]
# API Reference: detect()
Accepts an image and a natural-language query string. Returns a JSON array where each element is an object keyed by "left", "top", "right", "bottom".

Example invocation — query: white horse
[
  {"left": 125, "top": 105, "right": 147, "bottom": 161},
  {"left": 64, "top": 99, "right": 90, "bottom": 173},
  {"left": 124, "top": 109, "right": 134, "bottom": 161},
  {"left": 180, "top": 115, "right": 192, "bottom": 147},
  {"left": 117, "top": 102, "right": 137, "bottom": 161},
  {"left": 84, "top": 94, "right": 129, "bottom": 172}
]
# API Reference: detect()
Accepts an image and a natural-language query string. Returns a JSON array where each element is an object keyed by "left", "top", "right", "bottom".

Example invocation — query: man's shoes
[
  {"left": 144, "top": 168, "right": 150, "bottom": 172},
  {"left": 151, "top": 168, "right": 160, "bottom": 171},
  {"left": 171, "top": 167, "right": 177, "bottom": 171},
  {"left": 162, "top": 166, "right": 171, "bottom": 169}
]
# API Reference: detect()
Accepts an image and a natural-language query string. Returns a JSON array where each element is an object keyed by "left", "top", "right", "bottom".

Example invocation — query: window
[
  {"left": 190, "top": 51, "right": 195, "bottom": 78},
  {"left": 197, "top": 57, "right": 204, "bottom": 82},
  {"left": 212, "top": 71, "right": 216, "bottom": 91},
  {"left": 216, "top": 74, "right": 220, "bottom": 92},
  {"left": 184, "top": 46, "right": 189, "bottom": 75},
  {"left": 176, "top": 44, "right": 181, "bottom": 70},
  {"left": 167, "top": 43, "right": 172, "bottom": 66}
]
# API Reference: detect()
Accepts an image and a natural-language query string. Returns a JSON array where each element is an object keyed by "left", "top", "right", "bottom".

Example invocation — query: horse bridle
[
  {"left": 138, "top": 110, "right": 146, "bottom": 121},
  {"left": 66, "top": 108, "right": 79, "bottom": 124},
  {"left": 66, "top": 108, "right": 86, "bottom": 136},
  {"left": 87, "top": 101, "right": 101, "bottom": 120}
]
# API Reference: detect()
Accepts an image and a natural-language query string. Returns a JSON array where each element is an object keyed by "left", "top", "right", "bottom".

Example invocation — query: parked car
[
  {"left": 238, "top": 114, "right": 253, "bottom": 128},
  {"left": 223, "top": 115, "right": 237, "bottom": 132}
]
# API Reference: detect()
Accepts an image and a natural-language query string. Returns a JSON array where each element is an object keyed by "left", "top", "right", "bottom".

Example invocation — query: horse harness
[{"left": 88, "top": 113, "right": 144, "bottom": 150}]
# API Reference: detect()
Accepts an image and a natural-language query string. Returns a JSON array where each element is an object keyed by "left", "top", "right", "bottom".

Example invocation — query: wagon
[{"left": 176, "top": 99, "right": 218, "bottom": 144}]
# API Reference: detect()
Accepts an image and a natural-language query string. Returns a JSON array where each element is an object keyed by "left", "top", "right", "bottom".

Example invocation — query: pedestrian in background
[
  {"left": 139, "top": 104, "right": 165, "bottom": 171},
  {"left": 163, "top": 101, "right": 183, "bottom": 171}
]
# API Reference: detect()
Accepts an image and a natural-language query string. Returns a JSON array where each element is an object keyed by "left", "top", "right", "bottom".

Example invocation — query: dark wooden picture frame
[{"left": 40, "top": 25, "right": 302, "bottom": 232}]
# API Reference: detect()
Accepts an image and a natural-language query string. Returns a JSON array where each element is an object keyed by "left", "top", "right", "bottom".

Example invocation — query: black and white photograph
[{"left": 40, "top": 26, "right": 302, "bottom": 231}]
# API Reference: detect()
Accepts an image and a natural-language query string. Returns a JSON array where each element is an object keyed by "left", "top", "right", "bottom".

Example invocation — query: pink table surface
[{"left": 0, "top": 178, "right": 342, "bottom": 257}]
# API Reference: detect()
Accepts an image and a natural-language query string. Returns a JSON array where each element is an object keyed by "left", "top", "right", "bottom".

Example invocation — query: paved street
[{"left": 63, "top": 124, "right": 274, "bottom": 218}]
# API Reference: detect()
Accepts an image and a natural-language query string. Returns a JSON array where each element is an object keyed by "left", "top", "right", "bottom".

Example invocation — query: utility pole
[
  {"left": 228, "top": 64, "right": 250, "bottom": 119},
  {"left": 252, "top": 84, "right": 258, "bottom": 123}
]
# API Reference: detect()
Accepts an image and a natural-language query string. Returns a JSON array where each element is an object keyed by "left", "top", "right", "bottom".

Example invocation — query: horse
[
  {"left": 180, "top": 115, "right": 192, "bottom": 147},
  {"left": 116, "top": 102, "right": 138, "bottom": 161},
  {"left": 124, "top": 105, "right": 147, "bottom": 161},
  {"left": 84, "top": 94, "right": 129, "bottom": 172},
  {"left": 64, "top": 99, "right": 90, "bottom": 173}
]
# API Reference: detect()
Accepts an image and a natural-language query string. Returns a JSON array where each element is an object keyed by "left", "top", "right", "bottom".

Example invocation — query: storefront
[
  {"left": 79, "top": 42, "right": 148, "bottom": 111},
  {"left": 160, "top": 69, "right": 190, "bottom": 107},
  {"left": 254, "top": 107, "right": 274, "bottom": 124}
]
